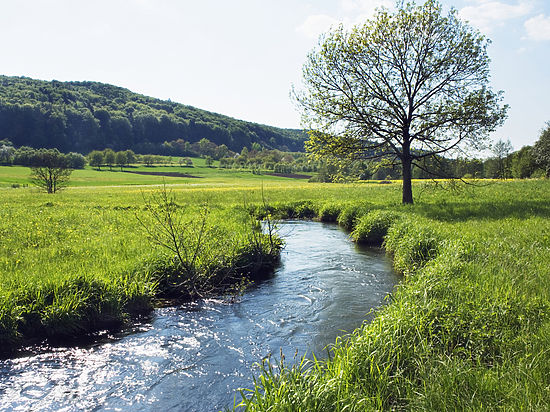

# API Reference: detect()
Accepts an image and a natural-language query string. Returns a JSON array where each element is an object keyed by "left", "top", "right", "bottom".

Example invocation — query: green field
[
  {"left": 1, "top": 168, "right": 549, "bottom": 410},
  {"left": 238, "top": 180, "right": 550, "bottom": 411},
  {"left": 0, "top": 158, "right": 314, "bottom": 188}
]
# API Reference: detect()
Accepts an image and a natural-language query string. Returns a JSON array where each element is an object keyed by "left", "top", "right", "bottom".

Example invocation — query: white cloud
[
  {"left": 516, "top": 46, "right": 528, "bottom": 53},
  {"left": 297, "top": 0, "right": 392, "bottom": 39},
  {"left": 525, "top": 14, "right": 550, "bottom": 40},
  {"left": 340, "top": 0, "right": 393, "bottom": 16},
  {"left": 458, "top": 1, "right": 532, "bottom": 32},
  {"left": 296, "top": 14, "right": 339, "bottom": 39}
]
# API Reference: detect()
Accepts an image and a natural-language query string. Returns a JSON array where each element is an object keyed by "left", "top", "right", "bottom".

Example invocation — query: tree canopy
[
  {"left": 299, "top": 0, "right": 507, "bottom": 203},
  {"left": 533, "top": 121, "right": 550, "bottom": 177},
  {"left": 28, "top": 149, "right": 73, "bottom": 193},
  {"left": 0, "top": 76, "right": 306, "bottom": 155}
]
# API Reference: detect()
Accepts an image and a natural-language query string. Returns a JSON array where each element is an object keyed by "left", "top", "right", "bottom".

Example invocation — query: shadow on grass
[{"left": 413, "top": 199, "right": 550, "bottom": 222}]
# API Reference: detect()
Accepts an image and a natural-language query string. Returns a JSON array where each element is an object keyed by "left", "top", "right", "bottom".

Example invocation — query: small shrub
[{"left": 352, "top": 210, "right": 400, "bottom": 245}]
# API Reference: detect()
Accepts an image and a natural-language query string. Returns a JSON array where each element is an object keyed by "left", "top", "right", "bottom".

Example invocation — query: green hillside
[{"left": 0, "top": 75, "right": 306, "bottom": 154}]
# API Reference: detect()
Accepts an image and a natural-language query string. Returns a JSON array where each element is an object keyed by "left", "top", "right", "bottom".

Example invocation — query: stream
[{"left": 0, "top": 221, "right": 399, "bottom": 411}]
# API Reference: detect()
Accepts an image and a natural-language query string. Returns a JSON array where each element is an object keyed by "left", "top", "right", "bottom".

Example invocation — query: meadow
[
  {"left": 0, "top": 163, "right": 309, "bottom": 352},
  {"left": 1, "top": 165, "right": 549, "bottom": 410},
  {"left": 0, "top": 157, "right": 311, "bottom": 188},
  {"left": 238, "top": 179, "right": 550, "bottom": 411}
]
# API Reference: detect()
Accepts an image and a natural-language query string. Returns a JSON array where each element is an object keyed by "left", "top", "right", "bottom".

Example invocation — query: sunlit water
[{"left": 0, "top": 221, "right": 398, "bottom": 412}]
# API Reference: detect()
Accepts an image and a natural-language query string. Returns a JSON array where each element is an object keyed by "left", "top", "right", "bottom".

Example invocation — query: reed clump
[
  {"left": 317, "top": 202, "right": 344, "bottom": 222},
  {"left": 337, "top": 202, "right": 371, "bottom": 230}
]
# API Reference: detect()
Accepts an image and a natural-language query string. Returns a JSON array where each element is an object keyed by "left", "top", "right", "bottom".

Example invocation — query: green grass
[
  {"left": 236, "top": 179, "right": 550, "bottom": 411},
  {"left": 0, "top": 183, "right": 284, "bottom": 352},
  {"left": 0, "top": 159, "right": 312, "bottom": 188},
  {"left": 1, "top": 175, "right": 400, "bottom": 353},
  {"left": 351, "top": 209, "right": 401, "bottom": 245},
  {"left": 1, "top": 170, "right": 550, "bottom": 410}
]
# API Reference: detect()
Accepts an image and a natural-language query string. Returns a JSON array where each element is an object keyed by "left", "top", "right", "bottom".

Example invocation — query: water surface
[{"left": 0, "top": 221, "right": 398, "bottom": 411}]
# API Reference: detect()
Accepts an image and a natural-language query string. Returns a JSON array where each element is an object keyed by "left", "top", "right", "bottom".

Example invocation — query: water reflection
[{"left": 0, "top": 221, "right": 398, "bottom": 411}]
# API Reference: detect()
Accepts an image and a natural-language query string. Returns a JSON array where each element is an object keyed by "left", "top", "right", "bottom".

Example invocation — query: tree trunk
[{"left": 402, "top": 154, "right": 414, "bottom": 204}]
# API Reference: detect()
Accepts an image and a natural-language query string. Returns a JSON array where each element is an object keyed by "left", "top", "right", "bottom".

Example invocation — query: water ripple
[{"left": 0, "top": 221, "right": 398, "bottom": 412}]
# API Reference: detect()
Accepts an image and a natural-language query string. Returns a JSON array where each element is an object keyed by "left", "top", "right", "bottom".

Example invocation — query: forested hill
[{"left": 0, "top": 75, "right": 306, "bottom": 154}]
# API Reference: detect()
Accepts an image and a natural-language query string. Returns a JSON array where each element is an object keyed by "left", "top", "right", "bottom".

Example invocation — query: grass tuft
[
  {"left": 351, "top": 209, "right": 400, "bottom": 245},
  {"left": 317, "top": 202, "right": 344, "bottom": 222}
]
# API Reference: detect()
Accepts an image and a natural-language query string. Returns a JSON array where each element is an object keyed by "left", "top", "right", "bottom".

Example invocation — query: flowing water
[{"left": 0, "top": 221, "right": 399, "bottom": 412}]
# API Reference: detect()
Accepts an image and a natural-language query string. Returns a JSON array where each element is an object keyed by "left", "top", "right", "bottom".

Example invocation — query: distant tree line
[
  {"left": 0, "top": 76, "right": 306, "bottom": 155},
  {"left": 2, "top": 120, "right": 549, "bottom": 183},
  {"left": 218, "top": 147, "right": 319, "bottom": 174},
  {"left": 86, "top": 148, "right": 195, "bottom": 170},
  {"left": 0, "top": 139, "right": 86, "bottom": 169},
  {"left": 88, "top": 149, "right": 134, "bottom": 171},
  {"left": 139, "top": 122, "right": 550, "bottom": 180},
  {"left": 307, "top": 126, "right": 550, "bottom": 183},
  {"left": 158, "top": 137, "right": 233, "bottom": 159},
  {"left": 312, "top": 149, "right": 547, "bottom": 183}
]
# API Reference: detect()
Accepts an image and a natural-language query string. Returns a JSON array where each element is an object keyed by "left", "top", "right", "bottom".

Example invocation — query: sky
[{"left": 1, "top": 0, "right": 549, "bottom": 150}]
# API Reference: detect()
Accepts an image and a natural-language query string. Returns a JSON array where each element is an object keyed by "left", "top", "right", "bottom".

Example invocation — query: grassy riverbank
[
  {"left": 0, "top": 184, "right": 284, "bottom": 354},
  {"left": 0, "top": 176, "right": 400, "bottom": 354},
  {"left": 0, "top": 177, "right": 399, "bottom": 354},
  {"left": 2, "top": 177, "right": 549, "bottom": 410},
  {"left": 238, "top": 179, "right": 550, "bottom": 411}
]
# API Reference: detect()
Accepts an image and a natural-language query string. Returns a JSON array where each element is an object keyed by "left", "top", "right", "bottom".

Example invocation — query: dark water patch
[{"left": 0, "top": 221, "right": 398, "bottom": 411}]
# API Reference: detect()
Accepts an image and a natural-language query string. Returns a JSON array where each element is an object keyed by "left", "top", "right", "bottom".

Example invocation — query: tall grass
[
  {"left": 236, "top": 179, "right": 550, "bottom": 411},
  {"left": 0, "top": 186, "right": 281, "bottom": 354},
  {"left": 351, "top": 210, "right": 401, "bottom": 245},
  {"left": 2, "top": 178, "right": 550, "bottom": 409}
]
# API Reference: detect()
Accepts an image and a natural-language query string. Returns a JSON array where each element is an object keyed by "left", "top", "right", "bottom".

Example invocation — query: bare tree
[{"left": 136, "top": 185, "right": 240, "bottom": 298}]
